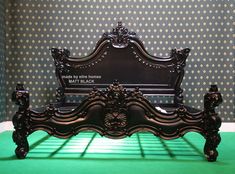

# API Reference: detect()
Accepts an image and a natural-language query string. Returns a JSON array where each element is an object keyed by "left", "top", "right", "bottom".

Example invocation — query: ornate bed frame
[{"left": 12, "top": 22, "right": 222, "bottom": 161}]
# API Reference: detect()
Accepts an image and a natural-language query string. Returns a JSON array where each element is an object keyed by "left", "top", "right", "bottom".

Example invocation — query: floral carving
[
  {"left": 103, "top": 21, "right": 137, "bottom": 48},
  {"left": 104, "top": 112, "right": 127, "bottom": 130},
  {"left": 50, "top": 48, "right": 71, "bottom": 73},
  {"left": 103, "top": 81, "right": 128, "bottom": 136}
]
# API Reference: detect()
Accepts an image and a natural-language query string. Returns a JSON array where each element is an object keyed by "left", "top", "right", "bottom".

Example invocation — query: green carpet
[{"left": 0, "top": 131, "right": 234, "bottom": 174}]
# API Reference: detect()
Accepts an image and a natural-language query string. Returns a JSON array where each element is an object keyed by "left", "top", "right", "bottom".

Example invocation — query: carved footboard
[{"left": 12, "top": 82, "right": 222, "bottom": 161}]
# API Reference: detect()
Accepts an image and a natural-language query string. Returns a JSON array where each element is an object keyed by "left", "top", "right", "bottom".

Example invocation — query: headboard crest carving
[{"left": 102, "top": 21, "right": 137, "bottom": 48}]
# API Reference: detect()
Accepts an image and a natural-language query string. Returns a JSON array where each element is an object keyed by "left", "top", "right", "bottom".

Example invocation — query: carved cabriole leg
[
  {"left": 203, "top": 113, "right": 221, "bottom": 162},
  {"left": 203, "top": 85, "right": 223, "bottom": 162},
  {"left": 12, "top": 110, "right": 29, "bottom": 159},
  {"left": 12, "top": 84, "right": 30, "bottom": 159}
]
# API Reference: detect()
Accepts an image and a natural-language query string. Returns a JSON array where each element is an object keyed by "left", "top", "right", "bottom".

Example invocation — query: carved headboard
[{"left": 51, "top": 22, "right": 190, "bottom": 105}]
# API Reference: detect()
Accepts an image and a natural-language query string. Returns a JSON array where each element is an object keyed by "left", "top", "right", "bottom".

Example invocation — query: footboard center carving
[
  {"left": 104, "top": 112, "right": 127, "bottom": 130},
  {"left": 103, "top": 81, "right": 128, "bottom": 137}
]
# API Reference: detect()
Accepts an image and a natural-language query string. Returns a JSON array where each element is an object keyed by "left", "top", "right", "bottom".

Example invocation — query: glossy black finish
[{"left": 12, "top": 22, "right": 222, "bottom": 161}]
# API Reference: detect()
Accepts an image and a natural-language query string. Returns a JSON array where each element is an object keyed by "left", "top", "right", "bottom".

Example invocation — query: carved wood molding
[
  {"left": 12, "top": 81, "right": 223, "bottom": 161},
  {"left": 23, "top": 81, "right": 207, "bottom": 139}
]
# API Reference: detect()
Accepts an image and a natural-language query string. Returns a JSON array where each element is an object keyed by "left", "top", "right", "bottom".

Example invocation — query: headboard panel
[{"left": 51, "top": 22, "right": 190, "bottom": 105}]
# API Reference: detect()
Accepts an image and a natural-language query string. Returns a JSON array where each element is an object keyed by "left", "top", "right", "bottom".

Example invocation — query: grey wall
[
  {"left": 0, "top": 0, "right": 6, "bottom": 122},
  {"left": 5, "top": 0, "right": 234, "bottom": 122}
]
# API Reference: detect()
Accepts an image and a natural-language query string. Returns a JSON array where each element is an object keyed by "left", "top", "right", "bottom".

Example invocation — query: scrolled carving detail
[
  {"left": 176, "top": 105, "right": 187, "bottom": 118},
  {"left": 104, "top": 112, "right": 127, "bottom": 130},
  {"left": 129, "top": 87, "right": 143, "bottom": 99},
  {"left": 103, "top": 80, "right": 128, "bottom": 137},
  {"left": 204, "top": 85, "right": 223, "bottom": 114},
  {"left": 12, "top": 129, "right": 29, "bottom": 159},
  {"left": 12, "top": 84, "right": 30, "bottom": 159},
  {"left": 12, "top": 84, "right": 29, "bottom": 110},
  {"left": 105, "top": 80, "right": 126, "bottom": 106},
  {"left": 171, "top": 48, "right": 190, "bottom": 105},
  {"left": 45, "top": 104, "right": 57, "bottom": 118},
  {"left": 203, "top": 85, "right": 223, "bottom": 162},
  {"left": 103, "top": 21, "right": 137, "bottom": 48},
  {"left": 204, "top": 131, "right": 221, "bottom": 162},
  {"left": 50, "top": 48, "right": 71, "bottom": 73},
  {"left": 171, "top": 48, "right": 190, "bottom": 73},
  {"left": 88, "top": 87, "right": 104, "bottom": 100}
]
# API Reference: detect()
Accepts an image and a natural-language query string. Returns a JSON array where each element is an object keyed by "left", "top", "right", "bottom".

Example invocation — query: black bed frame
[{"left": 12, "top": 22, "right": 222, "bottom": 161}]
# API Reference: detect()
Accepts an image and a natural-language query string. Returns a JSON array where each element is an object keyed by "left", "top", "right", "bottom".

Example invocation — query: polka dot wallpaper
[
  {"left": 4, "top": 0, "right": 235, "bottom": 122},
  {"left": 0, "top": 1, "right": 6, "bottom": 122}
]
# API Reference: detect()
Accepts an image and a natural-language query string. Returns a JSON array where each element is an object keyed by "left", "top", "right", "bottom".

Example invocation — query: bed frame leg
[
  {"left": 12, "top": 125, "right": 29, "bottom": 159},
  {"left": 12, "top": 84, "right": 30, "bottom": 159},
  {"left": 203, "top": 85, "right": 223, "bottom": 162},
  {"left": 204, "top": 129, "right": 221, "bottom": 162}
]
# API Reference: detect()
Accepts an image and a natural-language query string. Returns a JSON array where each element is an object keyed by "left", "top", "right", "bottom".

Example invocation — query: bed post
[
  {"left": 11, "top": 84, "right": 30, "bottom": 159},
  {"left": 203, "top": 85, "right": 223, "bottom": 162},
  {"left": 173, "top": 48, "right": 191, "bottom": 105}
]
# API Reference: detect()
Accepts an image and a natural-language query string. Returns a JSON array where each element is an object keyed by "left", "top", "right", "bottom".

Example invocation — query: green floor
[{"left": 0, "top": 131, "right": 234, "bottom": 174}]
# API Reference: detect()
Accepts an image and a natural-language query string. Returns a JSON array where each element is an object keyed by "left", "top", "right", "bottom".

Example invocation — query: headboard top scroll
[{"left": 100, "top": 21, "right": 138, "bottom": 48}]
